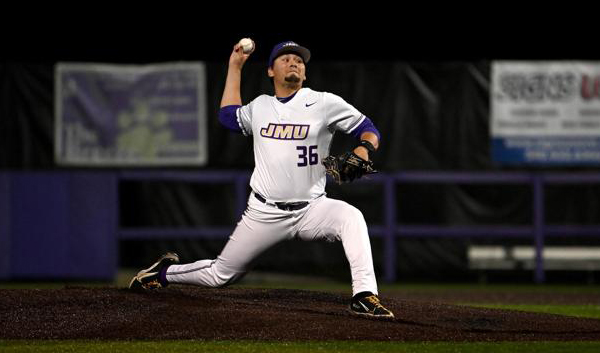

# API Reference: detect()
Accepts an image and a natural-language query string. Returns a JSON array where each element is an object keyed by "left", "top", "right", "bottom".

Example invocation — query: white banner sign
[
  {"left": 491, "top": 61, "right": 600, "bottom": 164},
  {"left": 55, "top": 62, "right": 208, "bottom": 166}
]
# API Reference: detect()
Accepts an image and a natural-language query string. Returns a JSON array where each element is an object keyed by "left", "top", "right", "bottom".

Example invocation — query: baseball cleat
[
  {"left": 128, "top": 252, "right": 180, "bottom": 291},
  {"left": 349, "top": 292, "right": 395, "bottom": 319}
]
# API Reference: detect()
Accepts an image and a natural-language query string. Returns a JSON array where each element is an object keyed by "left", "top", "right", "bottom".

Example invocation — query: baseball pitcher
[{"left": 129, "top": 39, "right": 394, "bottom": 319}]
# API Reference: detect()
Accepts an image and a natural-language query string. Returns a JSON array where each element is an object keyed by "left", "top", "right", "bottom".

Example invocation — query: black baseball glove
[{"left": 322, "top": 152, "right": 377, "bottom": 184}]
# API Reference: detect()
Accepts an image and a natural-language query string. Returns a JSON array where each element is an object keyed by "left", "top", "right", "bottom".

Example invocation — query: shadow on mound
[{"left": 1, "top": 286, "right": 600, "bottom": 341}]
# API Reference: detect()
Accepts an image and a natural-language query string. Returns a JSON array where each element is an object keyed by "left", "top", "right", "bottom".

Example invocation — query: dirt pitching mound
[{"left": 1, "top": 286, "right": 600, "bottom": 341}]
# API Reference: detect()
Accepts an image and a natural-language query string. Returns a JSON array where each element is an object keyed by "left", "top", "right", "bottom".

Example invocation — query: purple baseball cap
[{"left": 268, "top": 41, "right": 311, "bottom": 67}]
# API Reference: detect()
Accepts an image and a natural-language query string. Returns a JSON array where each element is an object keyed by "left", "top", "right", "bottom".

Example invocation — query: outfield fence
[{"left": 118, "top": 171, "right": 600, "bottom": 284}]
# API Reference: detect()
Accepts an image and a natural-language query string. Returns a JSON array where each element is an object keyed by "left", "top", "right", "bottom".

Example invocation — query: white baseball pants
[{"left": 165, "top": 192, "right": 378, "bottom": 296}]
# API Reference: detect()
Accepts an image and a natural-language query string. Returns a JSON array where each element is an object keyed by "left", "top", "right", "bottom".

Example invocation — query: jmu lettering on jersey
[{"left": 260, "top": 123, "right": 310, "bottom": 140}]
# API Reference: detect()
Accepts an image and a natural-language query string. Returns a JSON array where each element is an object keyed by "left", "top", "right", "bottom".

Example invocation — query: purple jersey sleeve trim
[
  {"left": 218, "top": 105, "right": 243, "bottom": 133},
  {"left": 350, "top": 117, "right": 381, "bottom": 142}
]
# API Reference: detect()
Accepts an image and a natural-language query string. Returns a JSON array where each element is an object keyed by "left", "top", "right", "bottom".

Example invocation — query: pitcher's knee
[
  {"left": 211, "top": 271, "right": 243, "bottom": 288},
  {"left": 334, "top": 203, "right": 367, "bottom": 232},
  {"left": 341, "top": 204, "right": 366, "bottom": 225}
]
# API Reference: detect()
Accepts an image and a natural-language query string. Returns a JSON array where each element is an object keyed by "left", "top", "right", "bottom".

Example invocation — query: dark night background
[{"left": 2, "top": 10, "right": 600, "bottom": 283}]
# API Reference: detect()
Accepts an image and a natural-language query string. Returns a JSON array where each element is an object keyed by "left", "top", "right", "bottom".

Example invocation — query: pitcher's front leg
[{"left": 297, "top": 198, "right": 378, "bottom": 296}]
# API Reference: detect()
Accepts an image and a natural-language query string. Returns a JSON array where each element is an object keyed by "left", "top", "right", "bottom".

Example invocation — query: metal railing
[{"left": 117, "top": 171, "right": 600, "bottom": 283}]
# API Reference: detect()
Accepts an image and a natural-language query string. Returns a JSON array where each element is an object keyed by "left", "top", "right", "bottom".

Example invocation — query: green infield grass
[
  {"left": 464, "top": 304, "right": 600, "bottom": 320},
  {"left": 2, "top": 340, "right": 600, "bottom": 353}
]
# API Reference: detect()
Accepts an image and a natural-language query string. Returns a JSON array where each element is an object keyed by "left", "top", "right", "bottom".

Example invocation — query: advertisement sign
[{"left": 491, "top": 61, "right": 600, "bottom": 164}]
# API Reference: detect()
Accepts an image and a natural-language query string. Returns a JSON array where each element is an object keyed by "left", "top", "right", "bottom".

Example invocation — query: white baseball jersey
[
  {"left": 166, "top": 88, "right": 379, "bottom": 298},
  {"left": 236, "top": 88, "right": 366, "bottom": 202}
]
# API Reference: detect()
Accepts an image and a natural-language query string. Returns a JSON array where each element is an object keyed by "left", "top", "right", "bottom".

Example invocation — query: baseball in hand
[{"left": 239, "top": 38, "right": 254, "bottom": 54}]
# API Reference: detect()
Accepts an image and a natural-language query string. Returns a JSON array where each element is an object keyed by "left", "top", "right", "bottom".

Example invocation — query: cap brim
[{"left": 272, "top": 46, "right": 311, "bottom": 65}]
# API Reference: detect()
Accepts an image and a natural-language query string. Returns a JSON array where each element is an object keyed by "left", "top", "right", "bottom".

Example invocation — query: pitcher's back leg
[{"left": 166, "top": 212, "right": 291, "bottom": 287}]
